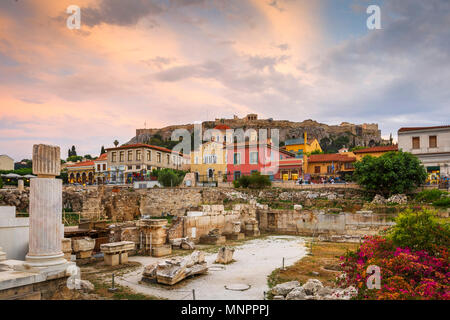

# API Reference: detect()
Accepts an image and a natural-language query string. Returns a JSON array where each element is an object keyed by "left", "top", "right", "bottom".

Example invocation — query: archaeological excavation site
[{"left": 0, "top": 144, "right": 448, "bottom": 302}]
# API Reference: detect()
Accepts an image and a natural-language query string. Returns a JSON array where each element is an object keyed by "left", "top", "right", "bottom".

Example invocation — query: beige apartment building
[
  {"left": 106, "top": 143, "right": 185, "bottom": 183},
  {"left": 398, "top": 125, "right": 450, "bottom": 184},
  {"left": 0, "top": 155, "right": 14, "bottom": 171}
]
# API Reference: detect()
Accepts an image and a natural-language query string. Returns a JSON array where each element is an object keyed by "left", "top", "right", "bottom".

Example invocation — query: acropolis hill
[{"left": 128, "top": 114, "right": 384, "bottom": 147}]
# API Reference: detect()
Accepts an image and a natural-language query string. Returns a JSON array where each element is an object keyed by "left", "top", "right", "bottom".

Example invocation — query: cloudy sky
[{"left": 0, "top": 0, "right": 449, "bottom": 161}]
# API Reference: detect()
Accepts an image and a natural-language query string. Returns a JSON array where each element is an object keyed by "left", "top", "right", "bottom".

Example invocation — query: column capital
[{"left": 32, "top": 144, "right": 61, "bottom": 177}]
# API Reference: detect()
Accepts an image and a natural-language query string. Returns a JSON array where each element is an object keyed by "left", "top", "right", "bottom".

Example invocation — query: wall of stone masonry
[
  {"left": 1, "top": 185, "right": 366, "bottom": 222},
  {"left": 258, "top": 209, "right": 395, "bottom": 238}
]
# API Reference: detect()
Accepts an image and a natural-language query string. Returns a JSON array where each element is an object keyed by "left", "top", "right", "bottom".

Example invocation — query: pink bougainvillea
[{"left": 339, "top": 236, "right": 449, "bottom": 300}]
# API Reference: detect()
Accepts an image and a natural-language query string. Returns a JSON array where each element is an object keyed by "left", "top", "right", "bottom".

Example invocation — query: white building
[
  {"left": 398, "top": 125, "right": 450, "bottom": 183},
  {"left": 0, "top": 155, "right": 14, "bottom": 171}
]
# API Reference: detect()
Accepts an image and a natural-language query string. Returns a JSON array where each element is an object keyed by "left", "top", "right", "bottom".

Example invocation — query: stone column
[
  {"left": 25, "top": 144, "right": 66, "bottom": 267},
  {"left": 18, "top": 179, "right": 24, "bottom": 192},
  {"left": 0, "top": 247, "right": 6, "bottom": 261}
]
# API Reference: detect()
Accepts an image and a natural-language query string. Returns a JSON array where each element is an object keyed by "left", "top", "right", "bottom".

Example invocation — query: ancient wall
[
  {"left": 258, "top": 209, "right": 395, "bottom": 239},
  {"left": 0, "top": 206, "right": 29, "bottom": 260}
]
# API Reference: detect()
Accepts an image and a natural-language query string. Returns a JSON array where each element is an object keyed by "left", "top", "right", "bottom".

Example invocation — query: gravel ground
[{"left": 115, "top": 235, "right": 307, "bottom": 300}]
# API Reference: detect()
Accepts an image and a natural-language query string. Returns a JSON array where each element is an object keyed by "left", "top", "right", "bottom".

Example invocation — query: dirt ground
[
  {"left": 114, "top": 235, "right": 308, "bottom": 300},
  {"left": 267, "top": 241, "right": 359, "bottom": 288}
]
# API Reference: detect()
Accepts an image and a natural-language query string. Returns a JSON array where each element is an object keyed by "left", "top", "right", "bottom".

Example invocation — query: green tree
[
  {"left": 0, "top": 176, "right": 3, "bottom": 189},
  {"left": 157, "top": 169, "right": 186, "bottom": 187},
  {"left": 234, "top": 172, "right": 271, "bottom": 189},
  {"left": 71, "top": 145, "right": 77, "bottom": 156},
  {"left": 353, "top": 151, "right": 427, "bottom": 197},
  {"left": 100, "top": 146, "right": 106, "bottom": 154},
  {"left": 67, "top": 155, "right": 83, "bottom": 162}
]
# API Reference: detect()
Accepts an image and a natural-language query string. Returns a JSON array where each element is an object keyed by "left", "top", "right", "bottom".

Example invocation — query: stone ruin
[
  {"left": 142, "top": 250, "right": 207, "bottom": 285},
  {"left": 270, "top": 279, "right": 358, "bottom": 300},
  {"left": 244, "top": 218, "right": 260, "bottom": 237},
  {"left": 215, "top": 247, "right": 235, "bottom": 264},
  {"left": 200, "top": 228, "right": 226, "bottom": 245},
  {"left": 100, "top": 241, "right": 135, "bottom": 266}
]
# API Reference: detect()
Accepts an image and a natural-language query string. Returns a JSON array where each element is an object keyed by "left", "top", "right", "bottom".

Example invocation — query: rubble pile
[{"left": 270, "top": 279, "right": 358, "bottom": 300}]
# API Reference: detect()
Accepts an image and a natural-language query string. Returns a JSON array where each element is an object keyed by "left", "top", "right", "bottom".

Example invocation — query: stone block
[
  {"left": 152, "top": 245, "right": 172, "bottom": 257},
  {"left": 76, "top": 250, "right": 92, "bottom": 259},
  {"left": 104, "top": 253, "right": 119, "bottom": 266},
  {"left": 225, "top": 233, "right": 245, "bottom": 241},
  {"left": 32, "top": 144, "right": 61, "bottom": 176},
  {"left": 119, "top": 252, "right": 128, "bottom": 264},
  {"left": 61, "top": 238, "right": 72, "bottom": 253},
  {"left": 72, "top": 237, "right": 95, "bottom": 252},
  {"left": 215, "top": 247, "right": 235, "bottom": 264}
]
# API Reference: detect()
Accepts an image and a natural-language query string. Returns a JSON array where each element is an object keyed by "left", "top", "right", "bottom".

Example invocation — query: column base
[{"left": 25, "top": 253, "right": 67, "bottom": 268}]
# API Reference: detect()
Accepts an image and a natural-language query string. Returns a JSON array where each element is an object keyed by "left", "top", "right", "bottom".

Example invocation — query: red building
[{"left": 225, "top": 142, "right": 297, "bottom": 181}]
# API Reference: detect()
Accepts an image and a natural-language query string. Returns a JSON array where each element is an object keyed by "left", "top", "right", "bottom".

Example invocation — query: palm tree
[{"left": 113, "top": 140, "right": 119, "bottom": 147}]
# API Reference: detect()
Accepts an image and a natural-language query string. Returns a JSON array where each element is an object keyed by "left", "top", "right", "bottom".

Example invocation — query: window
[
  {"left": 412, "top": 137, "right": 420, "bottom": 149},
  {"left": 102, "top": 164, "right": 106, "bottom": 171},
  {"left": 234, "top": 171, "right": 241, "bottom": 180},
  {"left": 136, "top": 165, "right": 141, "bottom": 170},
  {"left": 157, "top": 152, "right": 161, "bottom": 163},
  {"left": 195, "top": 156, "right": 198, "bottom": 164},
  {"left": 327, "top": 165, "right": 334, "bottom": 174},
  {"left": 234, "top": 153, "right": 241, "bottom": 165},
  {"left": 429, "top": 136, "right": 437, "bottom": 148},
  {"left": 345, "top": 162, "right": 354, "bottom": 169},
  {"left": 136, "top": 150, "right": 141, "bottom": 161},
  {"left": 111, "top": 152, "right": 116, "bottom": 162},
  {"left": 128, "top": 151, "right": 133, "bottom": 161},
  {"left": 167, "top": 154, "right": 170, "bottom": 164},
  {"left": 147, "top": 150, "right": 151, "bottom": 161},
  {"left": 314, "top": 166, "right": 321, "bottom": 174},
  {"left": 250, "top": 152, "right": 258, "bottom": 164},
  {"left": 97, "top": 164, "right": 101, "bottom": 171},
  {"left": 119, "top": 151, "right": 124, "bottom": 162},
  {"left": 127, "top": 165, "right": 133, "bottom": 170}
]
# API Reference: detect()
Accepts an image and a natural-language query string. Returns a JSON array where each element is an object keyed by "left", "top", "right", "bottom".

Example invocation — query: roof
[
  {"left": 279, "top": 158, "right": 302, "bottom": 166},
  {"left": 353, "top": 145, "right": 398, "bottom": 154},
  {"left": 106, "top": 143, "right": 182, "bottom": 156},
  {"left": 214, "top": 124, "right": 231, "bottom": 130},
  {"left": 67, "top": 160, "right": 95, "bottom": 168},
  {"left": 398, "top": 125, "right": 450, "bottom": 133},
  {"left": 94, "top": 153, "right": 107, "bottom": 161},
  {"left": 308, "top": 154, "right": 355, "bottom": 163},
  {"left": 285, "top": 138, "right": 305, "bottom": 146}
]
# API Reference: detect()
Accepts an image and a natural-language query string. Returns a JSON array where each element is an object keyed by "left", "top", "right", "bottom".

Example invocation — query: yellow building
[
  {"left": 67, "top": 160, "right": 95, "bottom": 185},
  {"left": 284, "top": 132, "right": 322, "bottom": 157},
  {"left": 304, "top": 153, "right": 356, "bottom": 181},
  {"left": 190, "top": 141, "right": 227, "bottom": 183},
  {"left": 352, "top": 145, "right": 398, "bottom": 161}
]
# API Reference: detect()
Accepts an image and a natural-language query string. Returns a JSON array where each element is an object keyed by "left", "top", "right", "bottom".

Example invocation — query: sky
[{"left": 0, "top": 0, "right": 449, "bottom": 161}]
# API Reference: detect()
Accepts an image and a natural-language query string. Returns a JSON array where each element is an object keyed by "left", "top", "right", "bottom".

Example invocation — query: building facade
[
  {"left": 67, "top": 160, "right": 95, "bottom": 184},
  {"left": 225, "top": 142, "right": 295, "bottom": 181},
  {"left": 94, "top": 153, "right": 108, "bottom": 184},
  {"left": 283, "top": 132, "right": 322, "bottom": 157},
  {"left": 304, "top": 153, "right": 356, "bottom": 181},
  {"left": 352, "top": 145, "right": 398, "bottom": 161},
  {"left": 0, "top": 155, "right": 14, "bottom": 171},
  {"left": 190, "top": 141, "right": 227, "bottom": 183},
  {"left": 398, "top": 125, "right": 450, "bottom": 184},
  {"left": 106, "top": 143, "right": 185, "bottom": 184}
]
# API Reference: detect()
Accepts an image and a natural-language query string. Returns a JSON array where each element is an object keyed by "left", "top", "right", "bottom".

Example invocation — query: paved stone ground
[{"left": 115, "top": 236, "right": 307, "bottom": 300}]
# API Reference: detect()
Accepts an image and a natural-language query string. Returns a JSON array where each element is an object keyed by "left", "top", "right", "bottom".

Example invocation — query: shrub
[
  {"left": 157, "top": 169, "right": 185, "bottom": 187},
  {"left": 415, "top": 189, "right": 448, "bottom": 202},
  {"left": 0, "top": 176, "right": 3, "bottom": 189},
  {"left": 339, "top": 236, "right": 449, "bottom": 300},
  {"left": 433, "top": 197, "right": 450, "bottom": 208},
  {"left": 233, "top": 172, "right": 271, "bottom": 189},
  {"left": 386, "top": 209, "right": 450, "bottom": 255}
]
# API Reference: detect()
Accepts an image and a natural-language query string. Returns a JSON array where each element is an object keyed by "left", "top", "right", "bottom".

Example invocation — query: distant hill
[{"left": 125, "top": 114, "right": 387, "bottom": 153}]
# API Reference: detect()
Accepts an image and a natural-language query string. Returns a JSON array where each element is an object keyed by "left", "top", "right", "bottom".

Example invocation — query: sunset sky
[{"left": 0, "top": 0, "right": 449, "bottom": 161}]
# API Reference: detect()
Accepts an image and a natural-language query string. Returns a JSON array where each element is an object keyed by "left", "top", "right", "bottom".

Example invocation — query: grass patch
[{"left": 267, "top": 241, "right": 359, "bottom": 289}]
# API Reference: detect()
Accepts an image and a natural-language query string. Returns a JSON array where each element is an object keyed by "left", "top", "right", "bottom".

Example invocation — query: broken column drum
[{"left": 25, "top": 144, "right": 66, "bottom": 267}]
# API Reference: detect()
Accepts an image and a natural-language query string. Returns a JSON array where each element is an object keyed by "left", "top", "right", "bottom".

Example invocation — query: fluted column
[{"left": 25, "top": 144, "right": 66, "bottom": 267}]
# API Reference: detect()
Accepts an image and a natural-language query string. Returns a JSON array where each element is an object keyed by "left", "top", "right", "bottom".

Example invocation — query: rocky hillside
[{"left": 126, "top": 117, "right": 385, "bottom": 151}]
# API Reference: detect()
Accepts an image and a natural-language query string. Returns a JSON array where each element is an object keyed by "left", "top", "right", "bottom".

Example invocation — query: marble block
[{"left": 32, "top": 144, "right": 61, "bottom": 177}]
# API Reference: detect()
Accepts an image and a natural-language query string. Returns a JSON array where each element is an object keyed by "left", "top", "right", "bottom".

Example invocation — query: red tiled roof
[
  {"left": 353, "top": 145, "right": 398, "bottom": 154},
  {"left": 94, "top": 153, "right": 107, "bottom": 161},
  {"left": 214, "top": 124, "right": 231, "bottom": 130},
  {"left": 106, "top": 143, "right": 182, "bottom": 155},
  {"left": 398, "top": 125, "right": 450, "bottom": 133},
  {"left": 67, "top": 160, "right": 95, "bottom": 168},
  {"left": 308, "top": 154, "right": 355, "bottom": 163},
  {"left": 279, "top": 158, "right": 302, "bottom": 166}
]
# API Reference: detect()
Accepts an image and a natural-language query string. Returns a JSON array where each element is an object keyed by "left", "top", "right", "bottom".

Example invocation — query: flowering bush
[{"left": 339, "top": 236, "right": 449, "bottom": 300}]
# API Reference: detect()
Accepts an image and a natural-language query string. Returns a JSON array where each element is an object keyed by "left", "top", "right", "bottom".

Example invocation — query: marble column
[
  {"left": 25, "top": 144, "right": 66, "bottom": 267},
  {"left": 17, "top": 179, "right": 24, "bottom": 192},
  {"left": 0, "top": 247, "right": 6, "bottom": 261}
]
